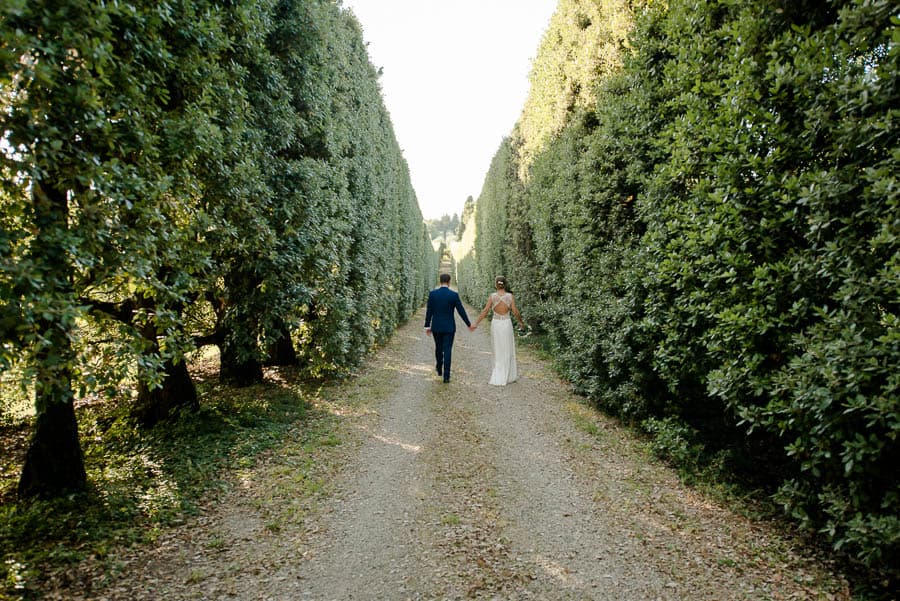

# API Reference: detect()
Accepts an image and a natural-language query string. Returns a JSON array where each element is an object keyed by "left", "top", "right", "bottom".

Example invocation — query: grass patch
[
  {"left": 569, "top": 406, "right": 605, "bottom": 439},
  {"left": 441, "top": 513, "right": 461, "bottom": 526},
  {"left": 206, "top": 537, "right": 226, "bottom": 551},
  {"left": 515, "top": 331, "right": 557, "bottom": 364},
  {"left": 0, "top": 367, "right": 344, "bottom": 600}
]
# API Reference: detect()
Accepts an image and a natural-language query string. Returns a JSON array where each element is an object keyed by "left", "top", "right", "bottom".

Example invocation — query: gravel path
[{"left": 81, "top": 306, "right": 850, "bottom": 600}]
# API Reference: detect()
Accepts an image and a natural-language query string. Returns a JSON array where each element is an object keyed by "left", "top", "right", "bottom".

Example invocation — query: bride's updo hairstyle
[{"left": 495, "top": 276, "right": 510, "bottom": 293}]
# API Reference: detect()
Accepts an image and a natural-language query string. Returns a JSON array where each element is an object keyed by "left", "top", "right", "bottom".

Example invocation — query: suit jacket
[{"left": 425, "top": 286, "right": 471, "bottom": 333}]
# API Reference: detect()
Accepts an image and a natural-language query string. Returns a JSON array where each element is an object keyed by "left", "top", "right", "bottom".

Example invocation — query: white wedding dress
[{"left": 489, "top": 292, "right": 517, "bottom": 386}]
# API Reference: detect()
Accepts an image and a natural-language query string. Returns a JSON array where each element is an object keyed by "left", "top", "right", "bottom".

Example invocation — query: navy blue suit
[{"left": 425, "top": 285, "right": 471, "bottom": 382}]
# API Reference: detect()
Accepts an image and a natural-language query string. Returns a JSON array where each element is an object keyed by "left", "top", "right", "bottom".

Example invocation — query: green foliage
[
  {"left": 642, "top": 417, "right": 708, "bottom": 480},
  {"left": 277, "top": 4, "right": 435, "bottom": 373},
  {"left": 516, "top": 0, "right": 638, "bottom": 176},
  {"left": 474, "top": 140, "right": 515, "bottom": 289},
  {"left": 0, "top": 0, "right": 224, "bottom": 493},
  {"left": 1, "top": 0, "right": 435, "bottom": 496},
  {"left": 466, "top": 0, "right": 898, "bottom": 583},
  {"left": 457, "top": 196, "right": 474, "bottom": 238},
  {"left": 0, "top": 371, "right": 335, "bottom": 598},
  {"left": 635, "top": 0, "right": 899, "bottom": 575}
]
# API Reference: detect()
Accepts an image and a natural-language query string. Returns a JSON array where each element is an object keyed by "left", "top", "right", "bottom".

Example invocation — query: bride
[{"left": 470, "top": 276, "right": 526, "bottom": 385}]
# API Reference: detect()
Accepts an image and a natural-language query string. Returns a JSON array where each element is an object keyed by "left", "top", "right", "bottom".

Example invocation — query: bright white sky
[{"left": 341, "top": 0, "right": 558, "bottom": 220}]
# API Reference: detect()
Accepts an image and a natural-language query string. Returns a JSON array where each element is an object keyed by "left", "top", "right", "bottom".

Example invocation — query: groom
[{"left": 424, "top": 273, "right": 471, "bottom": 383}]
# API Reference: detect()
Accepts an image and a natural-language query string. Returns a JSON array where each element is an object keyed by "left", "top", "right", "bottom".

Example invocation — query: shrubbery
[
  {"left": 459, "top": 0, "right": 898, "bottom": 581},
  {"left": 1, "top": 0, "right": 435, "bottom": 497}
]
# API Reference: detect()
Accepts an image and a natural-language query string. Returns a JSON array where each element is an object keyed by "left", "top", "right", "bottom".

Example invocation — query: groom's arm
[
  {"left": 424, "top": 294, "right": 433, "bottom": 329},
  {"left": 455, "top": 296, "right": 471, "bottom": 328}
]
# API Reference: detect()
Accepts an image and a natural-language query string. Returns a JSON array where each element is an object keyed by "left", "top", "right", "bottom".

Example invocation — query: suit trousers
[{"left": 432, "top": 331, "right": 455, "bottom": 381}]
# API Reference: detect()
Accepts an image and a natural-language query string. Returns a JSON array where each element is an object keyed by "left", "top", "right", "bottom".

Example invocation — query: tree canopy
[{"left": 1, "top": 0, "right": 436, "bottom": 498}]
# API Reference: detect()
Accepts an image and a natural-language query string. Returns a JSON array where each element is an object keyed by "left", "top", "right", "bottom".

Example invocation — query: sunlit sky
[{"left": 340, "top": 0, "right": 558, "bottom": 220}]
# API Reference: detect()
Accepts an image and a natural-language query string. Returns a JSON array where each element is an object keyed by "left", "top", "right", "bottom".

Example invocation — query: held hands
[{"left": 468, "top": 324, "right": 477, "bottom": 332}]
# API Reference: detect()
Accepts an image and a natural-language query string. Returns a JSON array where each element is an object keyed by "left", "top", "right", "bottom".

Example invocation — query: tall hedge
[
  {"left": 462, "top": 0, "right": 898, "bottom": 579},
  {"left": 1, "top": 0, "right": 436, "bottom": 497},
  {"left": 637, "top": 0, "right": 899, "bottom": 572}
]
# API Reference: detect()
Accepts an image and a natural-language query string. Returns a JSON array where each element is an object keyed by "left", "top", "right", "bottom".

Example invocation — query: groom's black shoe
[
  {"left": 436, "top": 365, "right": 442, "bottom": 377},
  {"left": 442, "top": 378, "right": 450, "bottom": 383}
]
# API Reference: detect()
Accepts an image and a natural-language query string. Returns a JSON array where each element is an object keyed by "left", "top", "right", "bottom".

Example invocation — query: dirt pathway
[{"left": 85, "top": 306, "right": 849, "bottom": 600}]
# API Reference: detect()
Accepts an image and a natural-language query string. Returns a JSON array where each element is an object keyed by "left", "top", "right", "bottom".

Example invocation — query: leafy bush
[
  {"left": 1, "top": 0, "right": 436, "bottom": 497},
  {"left": 463, "top": 0, "right": 899, "bottom": 582},
  {"left": 636, "top": 0, "right": 899, "bottom": 574},
  {"left": 642, "top": 417, "right": 705, "bottom": 476}
]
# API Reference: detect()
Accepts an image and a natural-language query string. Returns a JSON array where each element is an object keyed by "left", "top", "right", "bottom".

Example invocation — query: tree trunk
[
  {"left": 220, "top": 343, "right": 263, "bottom": 386},
  {"left": 18, "top": 382, "right": 87, "bottom": 499},
  {"left": 132, "top": 359, "right": 199, "bottom": 427},
  {"left": 218, "top": 296, "right": 264, "bottom": 385},
  {"left": 18, "top": 183, "right": 86, "bottom": 499},
  {"left": 266, "top": 322, "right": 298, "bottom": 366},
  {"left": 220, "top": 354, "right": 263, "bottom": 386},
  {"left": 18, "top": 394, "right": 87, "bottom": 499}
]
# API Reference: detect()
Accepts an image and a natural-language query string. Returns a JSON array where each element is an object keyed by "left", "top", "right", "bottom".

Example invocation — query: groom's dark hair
[{"left": 439, "top": 273, "right": 451, "bottom": 284}]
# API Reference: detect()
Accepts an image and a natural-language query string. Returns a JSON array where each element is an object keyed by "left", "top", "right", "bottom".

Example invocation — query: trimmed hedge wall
[{"left": 459, "top": 0, "right": 898, "bottom": 580}]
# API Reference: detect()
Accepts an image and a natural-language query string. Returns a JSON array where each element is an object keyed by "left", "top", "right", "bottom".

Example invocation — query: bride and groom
[{"left": 424, "top": 273, "right": 525, "bottom": 385}]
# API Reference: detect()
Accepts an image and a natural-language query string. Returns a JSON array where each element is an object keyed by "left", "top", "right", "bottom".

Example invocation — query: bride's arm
[{"left": 473, "top": 295, "right": 492, "bottom": 328}]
